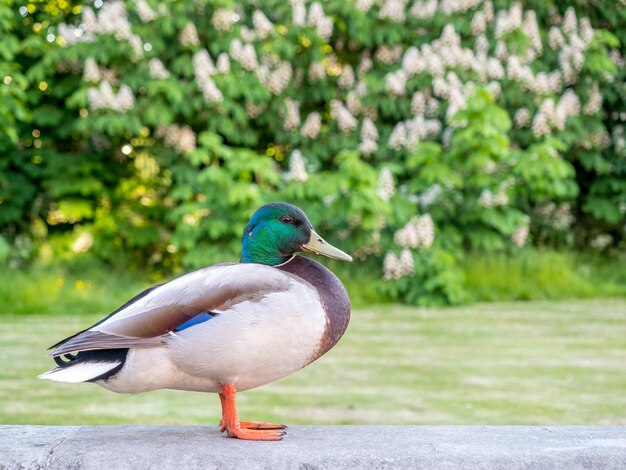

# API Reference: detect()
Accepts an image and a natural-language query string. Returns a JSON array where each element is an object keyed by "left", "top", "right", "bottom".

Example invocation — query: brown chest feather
[{"left": 278, "top": 256, "right": 351, "bottom": 363}]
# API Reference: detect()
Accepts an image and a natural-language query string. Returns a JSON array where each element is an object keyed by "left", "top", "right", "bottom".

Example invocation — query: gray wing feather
[
  {"left": 52, "top": 331, "right": 164, "bottom": 355},
  {"left": 51, "top": 263, "right": 293, "bottom": 357}
]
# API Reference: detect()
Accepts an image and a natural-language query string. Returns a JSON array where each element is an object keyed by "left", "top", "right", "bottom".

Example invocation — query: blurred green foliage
[{"left": 1, "top": 0, "right": 625, "bottom": 305}]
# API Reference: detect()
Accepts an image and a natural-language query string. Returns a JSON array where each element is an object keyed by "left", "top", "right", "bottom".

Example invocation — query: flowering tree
[{"left": 1, "top": 0, "right": 624, "bottom": 304}]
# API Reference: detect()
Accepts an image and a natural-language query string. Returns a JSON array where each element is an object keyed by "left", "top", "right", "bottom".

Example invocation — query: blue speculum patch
[{"left": 174, "top": 312, "right": 216, "bottom": 331}]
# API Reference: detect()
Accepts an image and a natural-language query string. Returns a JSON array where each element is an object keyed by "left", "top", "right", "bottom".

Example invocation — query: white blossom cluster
[
  {"left": 548, "top": 27, "right": 565, "bottom": 50},
  {"left": 394, "top": 214, "right": 435, "bottom": 249},
  {"left": 494, "top": 5, "right": 541, "bottom": 60},
  {"left": 506, "top": 55, "right": 534, "bottom": 89},
  {"left": 471, "top": 10, "right": 487, "bottom": 36},
  {"left": 346, "top": 80, "right": 367, "bottom": 116},
  {"left": 330, "top": 100, "right": 357, "bottom": 134},
  {"left": 359, "top": 118, "right": 379, "bottom": 156},
  {"left": 354, "top": 229, "right": 382, "bottom": 260},
  {"left": 383, "top": 249, "right": 414, "bottom": 280},
  {"left": 300, "top": 112, "right": 322, "bottom": 139},
  {"left": 485, "top": 57, "right": 505, "bottom": 81},
  {"left": 308, "top": 2, "right": 333, "bottom": 41},
  {"left": 410, "top": 90, "right": 427, "bottom": 114},
  {"left": 252, "top": 10, "right": 273, "bottom": 39},
  {"left": 495, "top": 40, "right": 507, "bottom": 61},
  {"left": 439, "top": 0, "right": 483, "bottom": 15},
  {"left": 522, "top": 10, "right": 542, "bottom": 58},
  {"left": 384, "top": 213, "right": 435, "bottom": 280},
  {"left": 283, "top": 98, "right": 301, "bottom": 131},
  {"left": 155, "top": 124, "right": 196, "bottom": 153},
  {"left": 557, "top": 10, "right": 594, "bottom": 85},
  {"left": 230, "top": 39, "right": 258, "bottom": 71},
  {"left": 308, "top": 61, "right": 326, "bottom": 82},
  {"left": 179, "top": 22, "right": 200, "bottom": 46},
  {"left": 535, "top": 203, "right": 574, "bottom": 231},
  {"left": 212, "top": 8, "right": 239, "bottom": 32},
  {"left": 609, "top": 49, "right": 625, "bottom": 69},
  {"left": 216, "top": 53, "right": 231, "bottom": 74},
  {"left": 82, "top": 3, "right": 128, "bottom": 38},
  {"left": 245, "top": 102, "right": 263, "bottom": 119},
  {"left": 401, "top": 47, "right": 420, "bottom": 75},
  {"left": 558, "top": 89, "right": 582, "bottom": 122},
  {"left": 410, "top": 90, "right": 439, "bottom": 116},
  {"left": 388, "top": 114, "right": 441, "bottom": 150},
  {"left": 375, "top": 45, "right": 403, "bottom": 65},
  {"left": 531, "top": 71, "right": 562, "bottom": 95},
  {"left": 418, "top": 184, "right": 442, "bottom": 207},
  {"left": 409, "top": 0, "right": 438, "bottom": 20},
  {"left": 612, "top": 125, "right": 626, "bottom": 154},
  {"left": 479, "top": 188, "right": 509, "bottom": 208},
  {"left": 379, "top": 0, "right": 408, "bottom": 23},
  {"left": 511, "top": 224, "right": 529, "bottom": 247},
  {"left": 192, "top": 49, "right": 223, "bottom": 103},
  {"left": 134, "top": 0, "right": 158, "bottom": 22},
  {"left": 149, "top": 58, "right": 169, "bottom": 80},
  {"left": 514, "top": 108, "right": 531, "bottom": 128},
  {"left": 290, "top": 0, "right": 306, "bottom": 26},
  {"left": 495, "top": 3, "right": 523, "bottom": 39},
  {"left": 80, "top": 2, "right": 144, "bottom": 61},
  {"left": 378, "top": 167, "right": 395, "bottom": 201},
  {"left": 430, "top": 25, "right": 474, "bottom": 73},
  {"left": 268, "top": 61, "right": 294, "bottom": 95},
  {"left": 590, "top": 234, "right": 612, "bottom": 250},
  {"left": 562, "top": 7, "right": 577, "bottom": 35},
  {"left": 87, "top": 81, "right": 135, "bottom": 112},
  {"left": 57, "top": 23, "right": 93, "bottom": 45},
  {"left": 255, "top": 57, "right": 293, "bottom": 95},
  {"left": 357, "top": 52, "right": 373, "bottom": 76},
  {"left": 388, "top": 122, "right": 407, "bottom": 150},
  {"left": 432, "top": 71, "right": 477, "bottom": 122},
  {"left": 238, "top": 24, "right": 256, "bottom": 42},
  {"left": 83, "top": 57, "right": 100, "bottom": 82},
  {"left": 385, "top": 69, "right": 408, "bottom": 96},
  {"left": 355, "top": 1, "right": 603, "bottom": 143},
  {"left": 99, "top": 68, "right": 119, "bottom": 85},
  {"left": 559, "top": 37, "right": 586, "bottom": 85},
  {"left": 588, "top": 130, "right": 611, "bottom": 149},
  {"left": 338, "top": 65, "right": 355, "bottom": 89},
  {"left": 552, "top": 204, "right": 575, "bottom": 231},
  {"left": 400, "top": 24, "right": 498, "bottom": 86},
  {"left": 286, "top": 150, "right": 308, "bottom": 181},
  {"left": 583, "top": 84, "right": 603, "bottom": 115},
  {"left": 72, "top": 232, "right": 94, "bottom": 253},
  {"left": 355, "top": 0, "right": 375, "bottom": 13},
  {"left": 532, "top": 90, "right": 581, "bottom": 137}
]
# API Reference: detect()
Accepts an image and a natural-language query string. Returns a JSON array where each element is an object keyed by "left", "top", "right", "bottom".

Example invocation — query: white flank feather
[{"left": 38, "top": 361, "right": 121, "bottom": 383}]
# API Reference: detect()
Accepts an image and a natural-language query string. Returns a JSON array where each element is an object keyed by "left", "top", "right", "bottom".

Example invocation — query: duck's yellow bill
[{"left": 302, "top": 230, "right": 353, "bottom": 262}]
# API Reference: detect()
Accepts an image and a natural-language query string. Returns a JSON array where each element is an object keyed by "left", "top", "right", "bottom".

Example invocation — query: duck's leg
[
  {"left": 218, "top": 384, "right": 286, "bottom": 440},
  {"left": 218, "top": 389, "right": 285, "bottom": 432}
]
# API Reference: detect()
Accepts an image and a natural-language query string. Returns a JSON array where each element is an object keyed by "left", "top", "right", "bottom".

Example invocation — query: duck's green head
[{"left": 241, "top": 202, "right": 352, "bottom": 266}]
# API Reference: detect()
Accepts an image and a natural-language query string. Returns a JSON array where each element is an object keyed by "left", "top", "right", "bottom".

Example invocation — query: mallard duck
[{"left": 39, "top": 202, "right": 352, "bottom": 441}]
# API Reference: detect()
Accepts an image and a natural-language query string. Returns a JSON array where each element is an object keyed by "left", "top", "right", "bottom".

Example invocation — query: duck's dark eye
[{"left": 280, "top": 215, "right": 294, "bottom": 224}]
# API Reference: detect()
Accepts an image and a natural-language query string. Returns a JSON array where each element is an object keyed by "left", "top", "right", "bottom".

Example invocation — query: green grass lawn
[{"left": 1, "top": 299, "right": 625, "bottom": 426}]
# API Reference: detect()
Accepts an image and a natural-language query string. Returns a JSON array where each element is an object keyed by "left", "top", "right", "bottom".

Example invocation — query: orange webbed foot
[
  {"left": 218, "top": 384, "right": 286, "bottom": 441},
  {"left": 223, "top": 426, "right": 286, "bottom": 441},
  {"left": 239, "top": 421, "right": 287, "bottom": 430},
  {"left": 219, "top": 420, "right": 286, "bottom": 432}
]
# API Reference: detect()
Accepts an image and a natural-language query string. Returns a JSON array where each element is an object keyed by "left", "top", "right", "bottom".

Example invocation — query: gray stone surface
[{"left": 1, "top": 425, "right": 625, "bottom": 469}]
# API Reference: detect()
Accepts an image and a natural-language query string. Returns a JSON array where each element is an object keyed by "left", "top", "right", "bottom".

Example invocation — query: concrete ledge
[{"left": 2, "top": 425, "right": 625, "bottom": 469}]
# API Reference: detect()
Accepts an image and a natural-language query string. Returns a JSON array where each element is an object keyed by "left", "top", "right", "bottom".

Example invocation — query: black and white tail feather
[{"left": 38, "top": 349, "right": 129, "bottom": 383}]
